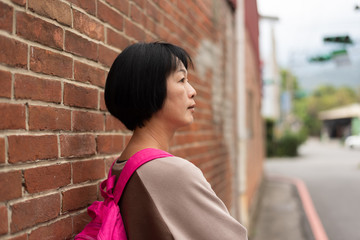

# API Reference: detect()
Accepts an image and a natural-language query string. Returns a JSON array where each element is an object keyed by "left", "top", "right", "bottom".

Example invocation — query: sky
[{"left": 257, "top": 0, "right": 360, "bottom": 91}]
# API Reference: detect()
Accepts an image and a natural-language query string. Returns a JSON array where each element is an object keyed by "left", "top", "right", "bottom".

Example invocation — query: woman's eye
[{"left": 179, "top": 78, "right": 185, "bottom": 83}]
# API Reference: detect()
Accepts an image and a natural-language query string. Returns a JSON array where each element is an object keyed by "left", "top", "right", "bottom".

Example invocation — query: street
[{"left": 265, "top": 138, "right": 360, "bottom": 240}]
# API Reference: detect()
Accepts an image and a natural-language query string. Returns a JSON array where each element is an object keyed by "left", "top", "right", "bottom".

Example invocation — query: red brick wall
[{"left": 0, "top": 0, "right": 261, "bottom": 238}]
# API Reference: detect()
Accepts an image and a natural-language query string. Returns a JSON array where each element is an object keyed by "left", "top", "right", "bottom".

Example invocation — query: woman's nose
[{"left": 187, "top": 82, "right": 197, "bottom": 98}]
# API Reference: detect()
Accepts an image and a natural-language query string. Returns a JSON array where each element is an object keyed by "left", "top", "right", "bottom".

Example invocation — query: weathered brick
[
  {"left": 65, "top": 30, "right": 98, "bottom": 61},
  {"left": 11, "top": 0, "right": 26, "bottom": 6},
  {"left": 73, "top": 9, "right": 104, "bottom": 41},
  {"left": 107, "top": 28, "right": 130, "bottom": 50},
  {"left": 0, "top": 205, "right": 8, "bottom": 235},
  {"left": 97, "top": 135, "right": 124, "bottom": 154},
  {"left": 0, "top": 138, "right": 5, "bottom": 163},
  {"left": 28, "top": 216, "right": 72, "bottom": 240},
  {"left": 62, "top": 185, "right": 97, "bottom": 212},
  {"left": 16, "top": 11, "right": 63, "bottom": 50},
  {"left": 28, "top": 0, "right": 71, "bottom": 26},
  {"left": 74, "top": 61, "right": 106, "bottom": 87},
  {"left": 63, "top": 83, "right": 98, "bottom": 109},
  {"left": 30, "top": 46, "right": 72, "bottom": 78},
  {"left": 105, "top": 114, "right": 127, "bottom": 131},
  {"left": 98, "top": 1, "right": 124, "bottom": 31},
  {"left": 24, "top": 163, "right": 71, "bottom": 193},
  {"left": 60, "top": 134, "right": 96, "bottom": 158},
  {"left": 0, "top": 171, "right": 22, "bottom": 202},
  {"left": 105, "top": 0, "right": 129, "bottom": 15},
  {"left": 8, "top": 135, "right": 58, "bottom": 163},
  {"left": 99, "top": 91, "right": 107, "bottom": 111},
  {"left": 72, "top": 159, "right": 105, "bottom": 183},
  {"left": 14, "top": 74, "right": 62, "bottom": 103},
  {"left": 0, "top": 70, "right": 12, "bottom": 98},
  {"left": 98, "top": 44, "right": 119, "bottom": 67},
  {"left": 0, "top": 2, "right": 13, "bottom": 33},
  {"left": 73, "top": 211, "right": 91, "bottom": 235},
  {"left": 0, "top": 103, "right": 26, "bottom": 130},
  {"left": 0, "top": 35, "right": 27, "bottom": 69},
  {"left": 124, "top": 18, "right": 145, "bottom": 41},
  {"left": 11, "top": 194, "right": 60, "bottom": 233},
  {"left": 68, "top": 0, "right": 96, "bottom": 15},
  {"left": 29, "top": 105, "right": 71, "bottom": 131},
  {"left": 73, "top": 110, "right": 104, "bottom": 132}
]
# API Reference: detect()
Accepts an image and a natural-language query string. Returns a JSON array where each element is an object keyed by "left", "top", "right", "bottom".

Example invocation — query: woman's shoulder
[{"left": 136, "top": 155, "right": 206, "bottom": 187}]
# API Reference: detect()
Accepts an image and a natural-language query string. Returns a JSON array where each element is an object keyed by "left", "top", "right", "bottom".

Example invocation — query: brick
[
  {"left": 28, "top": 216, "right": 72, "bottom": 240},
  {"left": 11, "top": 194, "right": 60, "bottom": 233},
  {"left": 30, "top": 46, "right": 72, "bottom": 78},
  {"left": 107, "top": 28, "right": 130, "bottom": 50},
  {"left": 98, "top": 1, "right": 123, "bottom": 31},
  {"left": 0, "top": 2, "right": 13, "bottom": 33},
  {"left": 73, "top": 110, "right": 104, "bottom": 132},
  {"left": 0, "top": 205, "right": 8, "bottom": 235},
  {"left": 28, "top": 0, "right": 71, "bottom": 26},
  {"left": 7, "top": 233, "right": 27, "bottom": 240},
  {"left": 98, "top": 44, "right": 119, "bottom": 67},
  {"left": 105, "top": 0, "right": 129, "bottom": 15},
  {"left": 62, "top": 185, "right": 97, "bottom": 212},
  {"left": 8, "top": 135, "right": 58, "bottom": 163},
  {"left": 29, "top": 105, "right": 71, "bottom": 131},
  {"left": 74, "top": 61, "right": 106, "bottom": 87},
  {"left": 130, "top": 3, "right": 145, "bottom": 25},
  {"left": 0, "top": 70, "right": 12, "bottom": 98},
  {"left": 68, "top": 0, "right": 96, "bottom": 15},
  {"left": 73, "top": 9, "right": 104, "bottom": 41},
  {"left": 0, "top": 35, "right": 27, "bottom": 69},
  {"left": 97, "top": 135, "right": 124, "bottom": 154},
  {"left": 63, "top": 83, "right": 98, "bottom": 109},
  {"left": 0, "top": 138, "right": 5, "bottom": 163},
  {"left": 11, "top": 0, "right": 26, "bottom": 6},
  {"left": 99, "top": 91, "right": 107, "bottom": 111},
  {"left": 146, "top": 1, "right": 162, "bottom": 22},
  {"left": 65, "top": 30, "right": 98, "bottom": 61},
  {"left": 105, "top": 114, "right": 127, "bottom": 131},
  {"left": 73, "top": 211, "right": 91, "bottom": 234},
  {"left": 0, "top": 171, "right": 22, "bottom": 201},
  {"left": 0, "top": 103, "right": 26, "bottom": 130},
  {"left": 124, "top": 18, "right": 145, "bottom": 41},
  {"left": 72, "top": 159, "right": 105, "bottom": 183},
  {"left": 16, "top": 12, "right": 63, "bottom": 50},
  {"left": 60, "top": 134, "right": 96, "bottom": 158},
  {"left": 132, "top": 0, "right": 145, "bottom": 8},
  {"left": 14, "top": 74, "right": 62, "bottom": 103},
  {"left": 24, "top": 163, "right": 71, "bottom": 193}
]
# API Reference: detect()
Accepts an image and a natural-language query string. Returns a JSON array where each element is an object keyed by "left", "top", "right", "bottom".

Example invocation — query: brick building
[{"left": 0, "top": 0, "right": 264, "bottom": 238}]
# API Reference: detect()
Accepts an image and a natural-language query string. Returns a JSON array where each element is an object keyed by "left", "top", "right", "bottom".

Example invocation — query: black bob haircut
[{"left": 104, "top": 42, "right": 193, "bottom": 131}]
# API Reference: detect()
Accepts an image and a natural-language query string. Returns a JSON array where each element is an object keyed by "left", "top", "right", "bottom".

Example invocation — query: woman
[{"left": 105, "top": 42, "right": 247, "bottom": 240}]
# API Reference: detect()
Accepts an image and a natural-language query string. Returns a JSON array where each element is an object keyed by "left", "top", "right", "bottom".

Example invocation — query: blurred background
[{"left": 258, "top": 0, "right": 360, "bottom": 155}]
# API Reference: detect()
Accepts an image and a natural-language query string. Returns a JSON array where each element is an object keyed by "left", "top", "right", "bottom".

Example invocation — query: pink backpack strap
[{"left": 113, "top": 148, "right": 173, "bottom": 203}]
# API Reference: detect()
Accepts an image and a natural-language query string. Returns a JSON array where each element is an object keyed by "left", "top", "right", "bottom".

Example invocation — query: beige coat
[{"left": 112, "top": 156, "right": 248, "bottom": 240}]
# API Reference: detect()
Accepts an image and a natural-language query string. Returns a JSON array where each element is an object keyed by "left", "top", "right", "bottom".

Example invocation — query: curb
[{"left": 269, "top": 176, "right": 329, "bottom": 240}]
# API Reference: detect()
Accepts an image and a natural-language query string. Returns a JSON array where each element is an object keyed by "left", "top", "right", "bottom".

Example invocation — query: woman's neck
[{"left": 120, "top": 122, "right": 174, "bottom": 160}]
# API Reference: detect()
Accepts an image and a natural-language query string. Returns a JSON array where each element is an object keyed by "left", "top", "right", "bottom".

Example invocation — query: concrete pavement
[{"left": 250, "top": 176, "right": 316, "bottom": 240}]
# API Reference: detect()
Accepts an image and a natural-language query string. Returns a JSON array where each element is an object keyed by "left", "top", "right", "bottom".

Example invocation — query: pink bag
[{"left": 75, "top": 148, "right": 173, "bottom": 240}]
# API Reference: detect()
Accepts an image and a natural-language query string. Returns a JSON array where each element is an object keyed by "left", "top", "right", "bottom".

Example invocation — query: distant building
[{"left": 319, "top": 103, "right": 360, "bottom": 139}]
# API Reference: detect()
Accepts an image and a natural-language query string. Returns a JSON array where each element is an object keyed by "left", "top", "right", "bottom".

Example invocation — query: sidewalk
[{"left": 250, "top": 176, "right": 315, "bottom": 240}]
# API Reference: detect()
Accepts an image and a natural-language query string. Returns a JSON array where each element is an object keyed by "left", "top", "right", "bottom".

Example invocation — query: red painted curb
[{"left": 269, "top": 176, "right": 329, "bottom": 240}]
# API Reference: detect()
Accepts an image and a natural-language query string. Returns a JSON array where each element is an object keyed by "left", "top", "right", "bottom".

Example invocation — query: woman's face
[{"left": 154, "top": 61, "right": 197, "bottom": 130}]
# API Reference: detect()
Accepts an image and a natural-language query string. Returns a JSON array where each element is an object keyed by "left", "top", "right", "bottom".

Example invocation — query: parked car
[{"left": 344, "top": 135, "right": 360, "bottom": 149}]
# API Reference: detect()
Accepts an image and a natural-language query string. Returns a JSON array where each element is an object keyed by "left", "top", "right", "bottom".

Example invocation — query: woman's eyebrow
[{"left": 177, "top": 68, "right": 187, "bottom": 74}]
